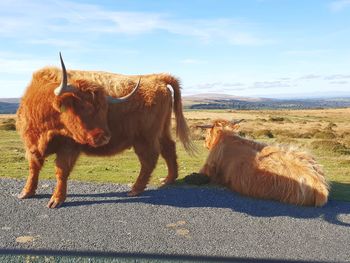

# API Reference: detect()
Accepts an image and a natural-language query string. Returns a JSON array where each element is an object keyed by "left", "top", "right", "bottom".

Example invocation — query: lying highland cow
[
  {"left": 198, "top": 119, "right": 329, "bottom": 206},
  {"left": 17, "top": 54, "right": 194, "bottom": 208}
]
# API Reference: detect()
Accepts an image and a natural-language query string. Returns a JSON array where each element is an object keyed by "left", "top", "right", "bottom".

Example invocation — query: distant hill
[
  {"left": 1, "top": 95, "right": 350, "bottom": 114},
  {"left": 183, "top": 94, "right": 350, "bottom": 110},
  {"left": 0, "top": 98, "right": 20, "bottom": 104},
  {"left": 184, "top": 93, "right": 268, "bottom": 102},
  {"left": 0, "top": 99, "right": 19, "bottom": 114}
]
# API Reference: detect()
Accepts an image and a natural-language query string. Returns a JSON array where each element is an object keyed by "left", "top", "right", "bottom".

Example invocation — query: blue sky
[{"left": 0, "top": 0, "right": 350, "bottom": 98}]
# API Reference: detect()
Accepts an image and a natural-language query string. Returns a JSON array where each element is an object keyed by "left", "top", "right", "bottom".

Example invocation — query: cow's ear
[
  {"left": 214, "top": 129, "right": 224, "bottom": 138},
  {"left": 52, "top": 94, "right": 73, "bottom": 113},
  {"left": 229, "top": 119, "right": 244, "bottom": 130},
  {"left": 207, "top": 129, "right": 223, "bottom": 149}
]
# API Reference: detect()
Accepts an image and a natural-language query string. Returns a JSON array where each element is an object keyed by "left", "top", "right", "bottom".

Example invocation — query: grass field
[{"left": 1, "top": 108, "right": 350, "bottom": 202}]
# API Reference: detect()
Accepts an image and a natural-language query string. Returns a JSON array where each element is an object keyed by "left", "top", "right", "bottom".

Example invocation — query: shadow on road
[
  {"left": 54, "top": 185, "right": 350, "bottom": 227},
  {"left": 0, "top": 248, "right": 331, "bottom": 263}
]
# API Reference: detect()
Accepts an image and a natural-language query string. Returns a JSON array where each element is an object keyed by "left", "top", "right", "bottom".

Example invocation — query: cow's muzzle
[{"left": 87, "top": 128, "right": 111, "bottom": 147}]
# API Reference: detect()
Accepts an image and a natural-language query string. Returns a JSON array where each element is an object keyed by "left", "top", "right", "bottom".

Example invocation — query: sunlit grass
[
  {"left": 0, "top": 129, "right": 208, "bottom": 187},
  {"left": 1, "top": 108, "right": 350, "bottom": 202}
]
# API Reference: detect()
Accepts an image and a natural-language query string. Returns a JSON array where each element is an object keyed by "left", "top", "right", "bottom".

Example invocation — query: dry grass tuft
[
  {"left": 313, "top": 131, "right": 337, "bottom": 139},
  {"left": 310, "top": 140, "right": 350, "bottom": 155},
  {"left": 0, "top": 118, "right": 16, "bottom": 131},
  {"left": 268, "top": 116, "right": 292, "bottom": 123},
  {"left": 251, "top": 129, "right": 274, "bottom": 138}
]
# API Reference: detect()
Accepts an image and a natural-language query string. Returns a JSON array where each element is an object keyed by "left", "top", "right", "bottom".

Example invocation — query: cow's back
[
  {"left": 81, "top": 73, "right": 174, "bottom": 156},
  {"left": 16, "top": 67, "right": 60, "bottom": 139}
]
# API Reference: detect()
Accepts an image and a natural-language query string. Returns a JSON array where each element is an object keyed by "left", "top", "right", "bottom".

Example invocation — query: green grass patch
[
  {"left": 330, "top": 181, "right": 350, "bottom": 201},
  {"left": 0, "top": 130, "right": 208, "bottom": 187},
  {"left": 1, "top": 128, "right": 349, "bottom": 202}
]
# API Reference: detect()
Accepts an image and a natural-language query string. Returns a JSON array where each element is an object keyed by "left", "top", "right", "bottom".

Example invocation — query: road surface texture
[{"left": 0, "top": 178, "right": 349, "bottom": 262}]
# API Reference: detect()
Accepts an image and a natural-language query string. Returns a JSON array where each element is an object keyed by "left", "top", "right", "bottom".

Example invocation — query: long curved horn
[
  {"left": 230, "top": 119, "right": 244, "bottom": 125},
  {"left": 196, "top": 124, "right": 213, "bottom": 129},
  {"left": 108, "top": 78, "right": 141, "bottom": 104},
  {"left": 54, "top": 52, "right": 68, "bottom": 96}
]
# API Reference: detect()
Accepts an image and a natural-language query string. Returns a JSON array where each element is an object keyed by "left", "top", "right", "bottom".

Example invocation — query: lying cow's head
[
  {"left": 198, "top": 119, "right": 243, "bottom": 150},
  {"left": 52, "top": 53, "right": 140, "bottom": 147}
]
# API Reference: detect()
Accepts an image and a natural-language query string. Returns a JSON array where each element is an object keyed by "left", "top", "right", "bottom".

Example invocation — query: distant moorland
[
  {"left": 3, "top": 94, "right": 350, "bottom": 114},
  {"left": 0, "top": 99, "right": 19, "bottom": 114},
  {"left": 183, "top": 94, "right": 350, "bottom": 110}
]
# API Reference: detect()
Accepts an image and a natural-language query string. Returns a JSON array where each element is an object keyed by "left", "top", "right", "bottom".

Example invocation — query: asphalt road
[{"left": 0, "top": 178, "right": 349, "bottom": 262}]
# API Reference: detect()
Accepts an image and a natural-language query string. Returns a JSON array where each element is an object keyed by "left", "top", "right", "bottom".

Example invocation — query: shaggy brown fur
[
  {"left": 200, "top": 120, "right": 329, "bottom": 207},
  {"left": 17, "top": 66, "right": 194, "bottom": 208}
]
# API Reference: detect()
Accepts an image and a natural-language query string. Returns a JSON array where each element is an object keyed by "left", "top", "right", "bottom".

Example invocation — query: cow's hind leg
[
  {"left": 47, "top": 142, "right": 80, "bottom": 208},
  {"left": 18, "top": 151, "right": 44, "bottom": 199},
  {"left": 159, "top": 134, "right": 178, "bottom": 186},
  {"left": 129, "top": 140, "right": 160, "bottom": 196}
]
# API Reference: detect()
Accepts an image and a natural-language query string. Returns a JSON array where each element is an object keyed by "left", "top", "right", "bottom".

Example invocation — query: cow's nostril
[
  {"left": 101, "top": 135, "right": 111, "bottom": 144},
  {"left": 87, "top": 129, "right": 111, "bottom": 146},
  {"left": 95, "top": 133, "right": 110, "bottom": 146}
]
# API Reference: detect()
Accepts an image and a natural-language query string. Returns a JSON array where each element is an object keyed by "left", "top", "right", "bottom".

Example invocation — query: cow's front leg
[
  {"left": 48, "top": 144, "right": 80, "bottom": 208},
  {"left": 18, "top": 151, "right": 44, "bottom": 199},
  {"left": 129, "top": 140, "right": 160, "bottom": 196}
]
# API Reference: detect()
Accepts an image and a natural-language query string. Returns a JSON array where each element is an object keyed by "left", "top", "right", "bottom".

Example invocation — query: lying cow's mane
[{"left": 221, "top": 131, "right": 267, "bottom": 151}]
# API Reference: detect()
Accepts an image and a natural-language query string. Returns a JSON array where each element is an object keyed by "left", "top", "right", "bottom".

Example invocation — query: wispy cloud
[
  {"left": 0, "top": 57, "right": 54, "bottom": 74},
  {"left": 184, "top": 71, "right": 350, "bottom": 96},
  {"left": 189, "top": 81, "right": 246, "bottom": 92},
  {"left": 26, "top": 39, "right": 82, "bottom": 48},
  {"left": 0, "top": 0, "right": 271, "bottom": 47},
  {"left": 330, "top": 0, "right": 350, "bottom": 12},
  {"left": 324, "top": 74, "right": 350, "bottom": 80},
  {"left": 298, "top": 74, "right": 322, "bottom": 80},
  {"left": 251, "top": 80, "right": 293, "bottom": 89},
  {"left": 162, "top": 18, "right": 272, "bottom": 46},
  {"left": 283, "top": 49, "right": 332, "bottom": 56},
  {"left": 180, "top": 59, "right": 207, "bottom": 65},
  {"left": 329, "top": 80, "right": 349, "bottom": 84}
]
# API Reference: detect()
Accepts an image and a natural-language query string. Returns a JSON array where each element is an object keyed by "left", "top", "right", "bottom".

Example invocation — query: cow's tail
[{"left": 162, "top": 74, "right": 196, "bottom": 155}]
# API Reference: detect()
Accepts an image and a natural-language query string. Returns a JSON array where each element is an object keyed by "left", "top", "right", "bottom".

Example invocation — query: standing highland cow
[
  {"left": 17, "top": 54, "right": 194, "bottom": 208},
  {"left": 198, "top": 119, "right": 329, "bottom": 206}
]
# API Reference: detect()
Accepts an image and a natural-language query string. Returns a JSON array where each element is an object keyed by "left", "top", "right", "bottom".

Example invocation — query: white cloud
[
  {"left": 0, "top": 0, "right": 271, "bottom": 47},
  {"left": 329, "top": 80, "right": 349, "bottom": 84},
  {"left": 251, "top": 80, "right": 293, "bottom": 89},
  {"left": 187, "top": 81, "right": 247, "bottom": 94},
  {"left": 26, "top": 39, "right": 82, "bottom": 48},
  {"left": 162, "top": 18, "right": 272, "bottom": 46},
  {"left": 324, "top": 74, "right": 350, "bottom": 80},
  {"left": 283, "top": 49, "right": 332, "bottom": 56},
  {"left": 0, "top": 57, "right": 54, "bottom": 74},
  {"left": 180, "top": 59, "right": 207, "bottom": 65},
  {"left": 298, "top": 74, "right": 322, "bottom": 80},
  {"left": 330, "top": 0, "right": 350, "bottom": 12}
]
